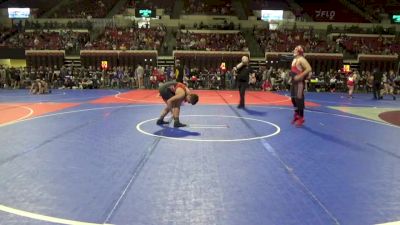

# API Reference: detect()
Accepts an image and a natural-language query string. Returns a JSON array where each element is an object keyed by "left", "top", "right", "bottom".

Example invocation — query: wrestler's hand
[{"left": 294, "top": 75, "right": 302, "bottom": 81}]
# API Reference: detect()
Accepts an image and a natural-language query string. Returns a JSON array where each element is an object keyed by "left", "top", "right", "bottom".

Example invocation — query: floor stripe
[
  {"left": 136, "top": 115, "right": 281, "bottom": 142},
  {"left": 103, "top": 130, "right": 162, "bottom": 223},
  {"left": 188, "top": 124, "right": 229, "bottom": 128},
  {"left": 0, "top": 205, "right": 112, "bottom": 225},
  {"left": 260, "top": 140, "right": 341, "bottom": 225},
  {"left": 376, "top": 221, "right": 400, "bottom": 225}
]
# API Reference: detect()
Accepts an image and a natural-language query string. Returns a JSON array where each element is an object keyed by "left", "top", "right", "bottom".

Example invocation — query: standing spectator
[
  {"left": 225, "top": 70, "right": 233, "bottom": 89},
  {"left": 128, "top": 67, "right": 135, "bottom": 88},
  {"left": 381, "top": 70, "right": 396, "bottom": 100},
  {"left": 261, "top": 66, "right": 271, "bottom": 91},
  {"left": 144, "top": 65, "right": 151, "bottom": 89},
  {"left": 12, "top": 68, "right": 21, "bottom": 89},
  {"left": 149, "top": 67, "right": 158, "bottom": 89},
  {"left": 366, "top": 71, "right": 374, "bottom": 93},
  {"left": 135, "top": 63, "right": 144, "bottom": 88},
  {"left": 329, "top": 72, "right": 338, "bottom": 92},
  {"left": 372, "top": 67, "right": 383, "bottom": 100},
  {"left": 347, "top": 71, "right": 357, "bottom": 98},
  {"left": 174, "top": 59, "right": 184, "bottom": 83},
  {"left": 0, "top": 66, "right": 6, "bottom": 88}
]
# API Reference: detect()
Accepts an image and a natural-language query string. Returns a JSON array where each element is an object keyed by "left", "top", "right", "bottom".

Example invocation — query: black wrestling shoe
[
  {"left": 174, "top": 121, "right": 187, "bottom": 128},
  {"left": 393, "top": 96, "right": 396, "bottom": 101},
  {"left": 156, "top": 119, "right": 169, "bottom": 125}
]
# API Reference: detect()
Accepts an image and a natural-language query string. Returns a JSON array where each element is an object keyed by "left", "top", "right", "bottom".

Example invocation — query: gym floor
[{"left": 0, "top": 89, "right": 399, "bottom": 225}]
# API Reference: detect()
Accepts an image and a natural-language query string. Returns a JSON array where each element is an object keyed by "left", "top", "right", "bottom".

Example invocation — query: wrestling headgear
[{"left": 294, "top": 45, "right": 304, "bottom": 56}]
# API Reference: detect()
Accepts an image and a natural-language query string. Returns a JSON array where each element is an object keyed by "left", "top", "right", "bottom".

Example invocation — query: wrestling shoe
[
  {"left": 291, "top": 112, "right": 299, "bottom": 124},
  {"left": 295, "top": 117, "right": 305, "bottom": 127},
  {"left": 174, "top": 121, "right": 187, "bottom": 128},
  {"left": 156, "top": 119, "right": 169, "bottom": 125}
]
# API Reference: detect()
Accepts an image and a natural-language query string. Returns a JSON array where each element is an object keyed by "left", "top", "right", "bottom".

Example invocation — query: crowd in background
[
  {"left": 0, "top": 23, "right": 167, "bottom": 53},
  {"left": 2, "top": 30, "right": 90, "bottom": 52},
  {"left": 85, "top": 25, "right": 166, "bottom": 51},
  {"left": 124, "top": 0, "right": 173, "bottom": 15},
  {"left": 254, "top": 27, "right": 336, "bottom": 53},
  {"left": 335, "top": 34, "right": 400, "bottom": 55},
  {"left": 175, "top": 30, "right": 248, "bottom": 51},
  {"left": 50, "top": 0, "right": 119, "bottom": 18},
  {"left": 183, "top": 0, "right": 234, "bottom": 15},
  {"left": 1, "top": 64, "right": 399, "bottom": 98},
  {"left": 1, "top": 19, "right": 399, "bottom": 56}
]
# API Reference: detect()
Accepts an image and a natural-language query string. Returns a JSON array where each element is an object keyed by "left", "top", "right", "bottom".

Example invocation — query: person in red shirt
[
  {"left": 157, "top": 81, "right": 199, "bottom": 127},
  {"left": 346, "top": 71, "right": 357, "bottom": 98}
]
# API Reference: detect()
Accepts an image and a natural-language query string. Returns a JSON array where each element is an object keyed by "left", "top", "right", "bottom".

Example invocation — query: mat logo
[{"left": 315, "top": 9, "right": 335, "bottom": 20}]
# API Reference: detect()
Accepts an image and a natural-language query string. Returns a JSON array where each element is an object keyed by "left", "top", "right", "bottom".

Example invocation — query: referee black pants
[
  {"left": 238, "top": 81, "right": 248, "bottom": 107},
  {"left": 373, "top": 82, "right": 381, "bottom": 99}
]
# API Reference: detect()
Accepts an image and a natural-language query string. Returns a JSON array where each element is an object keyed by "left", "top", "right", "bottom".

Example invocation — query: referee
[{"left": 233, "top": 56, "right": 254, "bottom": 109}]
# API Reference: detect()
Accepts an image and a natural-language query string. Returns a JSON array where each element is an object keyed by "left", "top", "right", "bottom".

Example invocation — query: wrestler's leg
[
  {"left": 172, "top": 103, "right": 186, "bottom": 128},
  {"left": 290, "top": 84, "right": 299, "bottom": 124},
  {"left": 294, "top": 83, "right": 305, "bottom": 127},
  {"left": 157, "top": 99, "right": 171, "bottom": 125}
]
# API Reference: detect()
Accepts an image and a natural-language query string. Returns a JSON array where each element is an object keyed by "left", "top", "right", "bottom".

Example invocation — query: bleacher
[
  {"left": 255, "top": 29, "right": 334, "bottom": 53},
  {"left": 0, "top": 0, "right": 398, "bottom": 91},
  {"left": 49, "top": 0, "right": 119, "bottom": 18},
  {"left": 176, "top": 30, "right": 247, "bottom": 51},
  {"left": 88, "top": 26, "right": 166, "bottom": 51},
  {"left": 183, "top": 0, "right": 234, "bottom": 15}
]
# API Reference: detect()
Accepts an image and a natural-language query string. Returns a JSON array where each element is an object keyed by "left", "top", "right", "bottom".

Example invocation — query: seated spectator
[
  {"left": 51, "top": 0, "right": 119, "bottom": 18},
  {"left": 176, "top": 30, "right": 248, "bottom": 51},
  {"left": 183, "top": 0, "right": 234, "bottom": 15},
  {"left": 88, "top": 25, "right": 166, "bottom": 51},
  {"left": 81, "top": 77, "right": 94, "bottom": 89},
  {"left": 2, "top": 29, "right": 89, "bottom": 51}
]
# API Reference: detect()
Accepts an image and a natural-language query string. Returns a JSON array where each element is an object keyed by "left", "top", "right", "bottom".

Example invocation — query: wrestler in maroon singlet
[{"left": 290, "top": 45, "right": 312, "bottom": 127}]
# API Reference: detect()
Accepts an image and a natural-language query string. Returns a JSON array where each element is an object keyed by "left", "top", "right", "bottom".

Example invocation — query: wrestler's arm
[
  {"left": 166, "top": 88, "right": 185, "bottom": 108},
  {"left": 185, "top": 86, "right": 191, "bottom": 95}
]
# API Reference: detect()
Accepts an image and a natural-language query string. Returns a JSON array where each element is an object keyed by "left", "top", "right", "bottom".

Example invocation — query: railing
[
  {"left": 21, "top": 49, "right": 400, "bottom": 73},
  {"left": 80, "top": 50, "right": 158, "bottom": 68},
  {"left": 358, "top": 54, "right": 399, "bottom": 72},
  {"left": 173, "top": 50, "right": 250, "bottom": 69},
  {"left": 25, "top": 50, "right": 65, "bottom": 68}
]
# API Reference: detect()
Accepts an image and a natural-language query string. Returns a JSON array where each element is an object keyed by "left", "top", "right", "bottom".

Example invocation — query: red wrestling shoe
[
  {"left": 295, "top": 117, "right": 305, "bottom": 127},
  {"left": 291, "top": 112, "right": 299, "bottom": 124}
]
